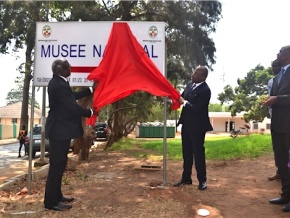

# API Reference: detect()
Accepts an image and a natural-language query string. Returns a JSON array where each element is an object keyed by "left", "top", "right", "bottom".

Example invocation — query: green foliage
[
  {"left": 110, "top": 134, "right": 272, "bottom": 161},
  {"left": 0, "top": 1, "right": 70, "bottom": 126},
  {"left": 217, "top": 84, "right": 235, "bottom": 105},
  {"left": 205, "top": 134, "right": 272, "bottom": 160},
  {"left": 243, "top": 95, "right": 270, "bottom": 122},
  {"left": 208, "top": 103, "right": 229, "bottom": 112},
  {"left": 218, "top": 65, "right": 273, "bottom": 122},
  {"left": 5, "top": 71, "right": 40, "bottom": 108},
  {"left": 146, "top": 101, "right": 180, "bottom": 121}
]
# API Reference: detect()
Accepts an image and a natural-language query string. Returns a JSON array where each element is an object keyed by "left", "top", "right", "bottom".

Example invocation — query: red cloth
[{"left": 86, "top": 22, "right": 181, "bottom": 125}]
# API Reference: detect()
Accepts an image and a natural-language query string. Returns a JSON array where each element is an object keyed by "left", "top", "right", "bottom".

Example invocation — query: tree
[
  {"left": 5, "top": 63, "right": 40, "bottom": 108},
  {"left": 0, "top": 1, "right": 69, "bottom": 128},
  {"left": 208, "top": 103, "right": 229, "bottom": 112},
  {"left": 106, "top": 91, "right": 156, "bottom": 148},
  {"left": 216, "top": 85, "right": 235, "bottom": 105},
  {"left": 217, "top": 65, "right": 273, "bottom": 122}
]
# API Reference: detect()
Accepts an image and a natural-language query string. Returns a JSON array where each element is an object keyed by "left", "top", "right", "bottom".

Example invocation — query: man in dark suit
[
  {"left": 44, "top": 59, "right": 95, "bottom": 211},
  {"left": 263, "top": 45, "right": 290, "bottom": 212},
  {"left": 173, "top": 66, "right": 213, "bottom": 190}
]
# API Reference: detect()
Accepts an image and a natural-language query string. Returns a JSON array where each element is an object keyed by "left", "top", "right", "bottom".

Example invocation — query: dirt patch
[{"left": 0, "top": 143, "right": 289, "bottom": 218}]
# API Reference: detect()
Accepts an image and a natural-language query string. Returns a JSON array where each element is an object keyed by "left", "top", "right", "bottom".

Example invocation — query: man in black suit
[
  {"left": 173, "top": 66, "right": 213, "bottom": 190},
  {"left": 264, "top": 45, "right": 290, "bottom": 212},
  {"left": 44, "top": 59, "right": 95, "bottom": 211}
]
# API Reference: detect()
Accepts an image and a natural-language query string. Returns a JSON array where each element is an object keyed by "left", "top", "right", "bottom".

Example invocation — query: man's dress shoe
[
  {"left": 61, "top": 196, "right": 75, "bottom": 203},
  {"left": 268, "top": 174, "right": 281, "bottom": 181},
  {"left": 198, "top": 182, "right": 207, "bottom": 190},
  {"left": 269, "top": 197, "right": 288, "bottom": 205},
  {"left": 173, "top": 180, "right": 192, "bottom": 187},
  {"left": 282, "top": 202, "right": 290, "bottom": 212},
  {"left": 45, "top": 202, "right": 72, "bottom": 211}
]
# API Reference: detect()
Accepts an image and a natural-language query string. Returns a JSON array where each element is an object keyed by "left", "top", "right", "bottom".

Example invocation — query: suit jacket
[
  {"left": 45, "top": 75, "right": 92, "bottom": 141},
  {"left": 270, "top": 67, "right": 290, "bottom": 133},
  {"left": 178, "top": 82, "right": 213, "bottom": 133}
]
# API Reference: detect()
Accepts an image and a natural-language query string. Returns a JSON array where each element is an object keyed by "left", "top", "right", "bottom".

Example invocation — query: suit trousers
[
  {"left": 271, "top": 130, "right": 290, "bottom": 200},
  {"left": 181, "top": 130, "right": 207, "bottom": 183},
  {"left": 44, "top": 138, "right": 70, "bottom": 207}
]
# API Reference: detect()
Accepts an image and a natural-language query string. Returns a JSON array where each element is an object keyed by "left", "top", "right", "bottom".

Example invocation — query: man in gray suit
[{"left": 264, "top": 45, "right": 290, "bottom": 212}]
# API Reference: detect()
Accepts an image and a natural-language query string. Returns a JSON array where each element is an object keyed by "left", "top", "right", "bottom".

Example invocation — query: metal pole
[
  {"left": 162, "top": 97, "right": 167, "bottom": 186},
  {"left": 28, "top": 86, "right": 35, "bottom": 194},
  {"left": 40, "top": 87, "right": 46, "bottom": 161},
  {"left": 162, "top": 38, "right": 168, "bottom": 187},
  {"left": 34, "top": 87, "right": 48, "bottom": 167}
]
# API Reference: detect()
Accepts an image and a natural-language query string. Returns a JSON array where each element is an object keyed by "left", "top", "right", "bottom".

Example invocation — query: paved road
[
  {"left": 0, "top": 141, "right": 48, "bottom": 185},
  {"left": 0, "top": 142, "right": 24, "bottom": 170}
]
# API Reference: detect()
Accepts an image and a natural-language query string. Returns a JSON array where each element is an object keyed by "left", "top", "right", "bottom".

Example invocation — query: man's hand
[
  {"left": 263, "top": 96, "right": 277, "bottom": 107},
  {"left": 92, "top": 82, "right": 98, "bottom": 92},
  {"left": 178, "top": 96, "right": 185, "bottom": 104}
]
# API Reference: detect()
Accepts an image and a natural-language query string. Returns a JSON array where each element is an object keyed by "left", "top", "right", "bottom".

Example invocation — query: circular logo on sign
[
  {"left": 148, "top": 26, "right": 158, "bottom": 39},
  {"left": 42, "top": 25, "right": 51, "bottom": 38}
]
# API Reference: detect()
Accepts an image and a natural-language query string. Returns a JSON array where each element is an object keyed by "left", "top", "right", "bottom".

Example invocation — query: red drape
[{"left": 86, "top": 22, "right": 181, "bottom": 125}]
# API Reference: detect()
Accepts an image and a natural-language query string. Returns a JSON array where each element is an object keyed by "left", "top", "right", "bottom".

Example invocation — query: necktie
[
  {"left": 191, "top": 83, "right": 196, "bottom": 91},
  {"left": 278, "top": 68, "right": 285, "bottom": 85}
]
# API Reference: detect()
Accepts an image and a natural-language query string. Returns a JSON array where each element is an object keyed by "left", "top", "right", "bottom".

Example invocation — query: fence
[{"left": 136, "top": 126, "right": 175, "bottom": 138}]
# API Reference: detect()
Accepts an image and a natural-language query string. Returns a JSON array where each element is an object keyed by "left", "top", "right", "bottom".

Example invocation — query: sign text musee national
[{"left": 34, "top": 22, "right": 165, "bottom": 87}]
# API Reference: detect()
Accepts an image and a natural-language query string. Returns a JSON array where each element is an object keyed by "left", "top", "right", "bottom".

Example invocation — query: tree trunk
[
  {"left": 73, "top": 88, "right": 95, "bottom": 161},
  {"left": 20, "top": 41, "right": 33, "bottom": 128},
  {"left": 78, "top": 124, "right": 94, "bottom": 161},
  {"left": 105, "top": 100, "right": 138, "bottom": 149}
]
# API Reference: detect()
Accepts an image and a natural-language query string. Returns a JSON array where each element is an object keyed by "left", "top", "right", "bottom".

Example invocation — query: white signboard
[{"left": 34, "top": 21, "right": 165, "bottom": 87}]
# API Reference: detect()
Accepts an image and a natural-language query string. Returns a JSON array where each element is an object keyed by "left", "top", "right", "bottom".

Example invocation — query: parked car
[
  {"left": 25, "top": 125, "right": 49, "bottom": 158},
  {"left": 94, "top": 122, "right": 109, "bottom": 140}
]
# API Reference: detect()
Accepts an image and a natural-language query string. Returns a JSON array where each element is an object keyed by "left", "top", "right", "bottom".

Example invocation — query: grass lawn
[{"left": 109, "top": 133, "right": 272, "bottom": 161}]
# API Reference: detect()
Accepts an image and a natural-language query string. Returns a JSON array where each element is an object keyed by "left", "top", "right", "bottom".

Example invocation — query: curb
[
  {"left": 0, "top": 164, "right": 49, "bottom": 191},
  {"left": 0, "top": 140, "right": 18, "bottom": 146}
]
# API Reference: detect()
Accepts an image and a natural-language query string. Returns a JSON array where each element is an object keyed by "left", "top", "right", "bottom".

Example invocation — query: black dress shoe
[
  {"left": 45, "top": 202, "right": 72, "bottom": 211},
  {"left": 61, "top": 196, "right": 75, "bottom": 203},
  {"left": 173, "top": 180, "right": 192, "bottom": 187},
  {"left": 269, "top": 197, "right": 288, "bottom": 205},
  {"left": 198, "top": 182, "right": 207, "bottom": 190},
  {"left": 268, "top": 173, "right": 281, "bottom": 181},
  {"left": 282, "top": 202, "right": 290, "bottom": 212}
]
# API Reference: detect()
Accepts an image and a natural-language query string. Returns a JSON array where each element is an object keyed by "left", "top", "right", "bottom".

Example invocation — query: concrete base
[
  {"left": 34, "top": 159, "right": 49, "bottom": 167},
  {"left": 0, "top": 164, "right": 49, "bottom": 191}
]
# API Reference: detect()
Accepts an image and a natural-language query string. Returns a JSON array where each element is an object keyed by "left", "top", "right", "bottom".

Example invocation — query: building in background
[{"left": 0, "top": 102, "right": 42, "bottom": 139}]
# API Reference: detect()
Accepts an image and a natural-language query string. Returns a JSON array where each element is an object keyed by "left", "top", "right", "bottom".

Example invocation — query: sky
[
  {"left": 1, "top": 0, "right": 290, "bottom": 107},
  {"left": 207, "top": 0, "right": 290, "bottom": 102}
]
